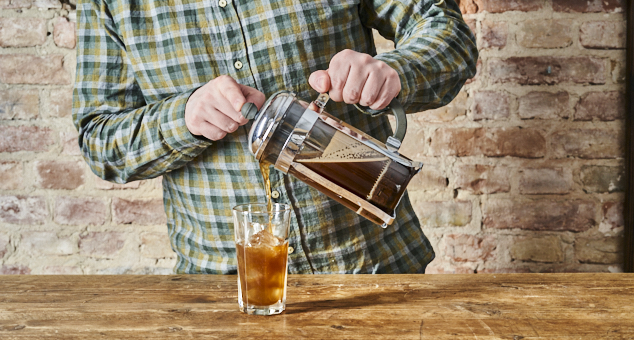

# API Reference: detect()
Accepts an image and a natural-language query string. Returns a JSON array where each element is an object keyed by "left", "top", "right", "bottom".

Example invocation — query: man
[{"left": 74, "top": 0, "right": 477, "bottom": 274}]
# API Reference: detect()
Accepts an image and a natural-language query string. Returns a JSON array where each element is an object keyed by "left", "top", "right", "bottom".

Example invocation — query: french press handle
[{"left": 354, "top": 97, "right": 407, "bottom": 152}]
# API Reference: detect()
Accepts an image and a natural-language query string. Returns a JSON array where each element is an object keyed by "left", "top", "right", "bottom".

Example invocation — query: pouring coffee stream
[{"left": 242, "top": 91, "right": 422, "bottom": 228}]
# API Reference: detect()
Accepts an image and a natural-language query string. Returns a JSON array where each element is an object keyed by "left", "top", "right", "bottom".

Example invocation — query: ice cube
[{"left": 248, "top": 229, "right": 282, "bottom": 247}]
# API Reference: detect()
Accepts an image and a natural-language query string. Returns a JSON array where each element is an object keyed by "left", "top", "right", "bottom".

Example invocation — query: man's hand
[
  {"left": 185, "top": 75, "right": 265, "bottom": 141},
  {"left": 308, "top": 49, "right": 401, "bottom": 110}
]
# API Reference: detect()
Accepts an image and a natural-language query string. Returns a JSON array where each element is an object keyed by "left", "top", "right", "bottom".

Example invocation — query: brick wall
[{"left": 0, "top": 0, "right": 627, "bottom": 274}]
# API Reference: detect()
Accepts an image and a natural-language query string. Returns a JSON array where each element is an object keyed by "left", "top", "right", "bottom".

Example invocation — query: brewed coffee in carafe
[{"left": 244, "top": 91, "right": 422, "bottom": 227}]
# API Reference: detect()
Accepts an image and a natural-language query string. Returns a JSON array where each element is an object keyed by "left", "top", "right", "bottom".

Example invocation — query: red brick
[
  {"left": 472, "top": 91, "right": 509, "bottom": 120},
  {"left": 413, "top": 200, "right": 472, "bottom": 227},
  {"left": 54, "top": 196, "right": 107, "bottom": 226},
  {"left": 21, "top": 231, "right": 74, "bottom": 255},
  {"left": 0, "top": 161, "right": 22, "bottom": 190},
  {"left": 397, "top": 120, "right": 424, "bottom": 159},
  {"left": 424, "top": 264, "right": 475, "bottom": 274},
  {"left": 0, "top": 196, "right": 48, "bottom": 225},
  {"left": 430, "top": 127, "right": 546, "bottom": 158},
  {"left": 0, "top": 233, "right": 9, "bottom": 258},
  {"left": 0, "top": 18, "right": 47, "bottom": 47},
  {"left": 519, "top": 167, "right": 572, "bottom": 194},
  {"left": 602, "top": 202, "right": 624, "bottom": 230},
  {"left": 483, "top": 199, "right": 596, "bottom": 232},
  {"left": 41, "top": 266, "right": 82, "bottom": 274},
  {"left": 0, "top": 0, "right": 61, "bottom": 9},
  {"left": 518, "top": 91, "right": 569, "bottom": 120},
  {"left": 444, "top": 234, "right": 496, "bottom": 262},
  {"left": 154, "top": 176, "right": 163, "bottom": 189},
  {"left": 580, "top": 21, "right": 626, "bottom": 49},
  {"left": 53, "top": 17, "right": 76, "bottom": 49},
  {"left": 453, "top": 164, "right": 510, "bottom": 194},
  {"left": 517, "top": 19, "right": 573, "bottom": 49},
  {"left": 459, "top": 0, "right": 478, "bottom": 14},
  {"left": 47, "top": 88, "right": 73, "bottom": 117},
  {"left": 94, "top": 177, "right": 141, "bottom": 190},
  {"left": 35, "top": 160, "right": 85, "bottom": 190},
  {"left": 574, "top": 91, "right": 625, "bottom": 121},
  {"left": 481, "top": 20, "right": 507, "bottom": 49},
  {"left": 465, "top": 59, "right": 481, "bottom": 85},
  {"left": 575, "top": 237, "right": 622, "bottom": 264},
  {"left": 468, "top": 0, "right": 542, "bottom": 13},
  {"left": 0, "top": 89, "right": 39, "bottom": 120},
  {"left": 0, "top": 126, "right": 54, "bottom": 153},
  {"left": 489, "top": 57, "right": 606, "bottom": 85},
  {"left": 580, "top": 165, "right": 624, "bottom": 193},
  {"left": 61, "top": 131, "right": 81, "bottom": 155},
  {"left": 0, "top": 264, "right": 31, "bottom": 275},
  {"left": 0, "top": 54, "right": 70, "bottom": 85},
  {"left": 79, "top": 231, "right": 125, "bottom": 258},
  {"left": 604, "top": 0, "right": 624, "bottom": 12},
  {"left": 141, "top": 233, "right": 175, "bottom": 259},
  {"left": 551, "top": 128, "right": 623, "bottom": 159},
  {"left": 553, "top": 0, "right": 602, "bottom": 12},
  {"left": 414, "top": 90, "right": 467, "bottom": 123},
  {"left": 112, "top": 198, "right": 166, "bottom": 225},
  {"left": 408, "top": 165, "right": 448, "bottom": 192},
  {"left": 465, "top": 19, "right": 477, "bottom": 39},
  {"left": 612, "top": 58, "right": 626, "bottom": 83},
  {"left": 478, "top": 267, "right": 531, "bottom": 274},
  {"left": 553, "top": 0, "right": 624, "bottom": 12},
  {"left": 510, "top": 236, "right": 563, "bottom": 263}
]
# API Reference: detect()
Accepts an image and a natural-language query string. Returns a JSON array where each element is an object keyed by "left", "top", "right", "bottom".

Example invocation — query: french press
[{"left": 242, "top": 91, "right": 422, "bottom": 227}]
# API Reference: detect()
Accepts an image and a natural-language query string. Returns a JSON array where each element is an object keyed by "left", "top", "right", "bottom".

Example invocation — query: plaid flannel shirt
[{"left": 74, "top": 0, "right": 477, "bottom": 274}]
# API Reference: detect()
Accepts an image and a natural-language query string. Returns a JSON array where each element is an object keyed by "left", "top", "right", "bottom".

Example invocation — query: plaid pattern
[{"left": 74, "top": 0, "right": 477, "bottom": 274}]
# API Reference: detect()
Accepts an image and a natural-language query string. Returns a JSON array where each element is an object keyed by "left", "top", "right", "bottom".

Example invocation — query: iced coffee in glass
[{"left": 232, "top": 203, "right": 291, "bottom": 315}]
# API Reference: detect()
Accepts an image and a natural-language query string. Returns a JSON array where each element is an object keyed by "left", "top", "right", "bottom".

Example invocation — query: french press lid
[{"left": 243, "top": 91, "right": 297, "bottom": 160}]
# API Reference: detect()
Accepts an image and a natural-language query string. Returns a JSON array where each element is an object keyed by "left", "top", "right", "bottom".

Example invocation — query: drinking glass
[{"left": 232, "top": 203, "right": 291, "bottom": 315}]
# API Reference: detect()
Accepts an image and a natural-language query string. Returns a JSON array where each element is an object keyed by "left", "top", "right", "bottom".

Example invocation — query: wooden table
[{"left": 0, "top": 274, "right": 633, "bottom": 339}]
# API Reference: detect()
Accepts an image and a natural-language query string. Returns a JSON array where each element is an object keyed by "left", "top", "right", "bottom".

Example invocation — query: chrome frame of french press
[{"left": 246, "top": 90, "right": 423, "bottom": 227}]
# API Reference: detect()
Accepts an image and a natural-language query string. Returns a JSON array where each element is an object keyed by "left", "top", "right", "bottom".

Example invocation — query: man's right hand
[{"left": 185, "top": 75, "right": 266, "bottom": 141}]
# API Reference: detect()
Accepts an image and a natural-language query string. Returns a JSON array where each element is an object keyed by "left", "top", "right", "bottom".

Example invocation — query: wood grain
[{"left": 0, "top": 274, "right": 633, "bottom": 339}]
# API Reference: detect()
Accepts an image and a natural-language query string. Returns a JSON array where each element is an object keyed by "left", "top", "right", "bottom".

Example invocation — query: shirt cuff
[
  {"left": 373, "top": 53, "right": 419, "bottom": 112},
  {"left": 159, "top": 87, "right": 212, "bottom": 157}
]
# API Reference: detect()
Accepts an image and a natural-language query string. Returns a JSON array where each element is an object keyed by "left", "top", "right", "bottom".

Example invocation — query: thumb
[{"left": 309, "top": 70, "right": 331, "bottom": 93}]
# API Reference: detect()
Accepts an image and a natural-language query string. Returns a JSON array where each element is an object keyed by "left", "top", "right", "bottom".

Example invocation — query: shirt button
[
  {"left": 234, "top": 60, "right": 243, "bottom": 70},
  {"left": 219, "top": 0, "right": 227, "bottom": 7},
  {"left": 271, "top": 190, "right": 280, "bottom": 199},
  {"left": 288, "top": 246, "right": 294, "bottom": 254}
]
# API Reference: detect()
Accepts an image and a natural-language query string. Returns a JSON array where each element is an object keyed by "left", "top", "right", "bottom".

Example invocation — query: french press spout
[{"left": 242, "top": 91, "right": 422, "bottom": 227}]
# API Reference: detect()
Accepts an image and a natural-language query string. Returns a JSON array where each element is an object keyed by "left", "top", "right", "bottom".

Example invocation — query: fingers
[
  {"left": 308, "top": 70, "right": 331, "bottom": 93},
  {"left": 327, "top": 53, "right": 351, "bottom": 102},
  {"left": 342, "top": 64, "right": 368, "bottom": 104},
  {"left": 326, "top": 50, "right": 401, "bottom": 108},
  {"left": 194, "top": 120, "right": 229, "bottom": 141},
  {"left": 359, "top": 71, "right": 384, "bottom": 107},
  {"left": 216, "top": 76, "right": 249, "bottom": 125},
  {"left": 185, "top": 75, "right": 266, "bottom": 140},
  {"left": 370, "top": 71, "right": 401, "bottom": 110}
]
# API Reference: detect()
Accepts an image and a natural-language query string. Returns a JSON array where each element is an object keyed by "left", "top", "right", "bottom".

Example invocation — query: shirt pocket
[{"left": 121, "top": 0, "right": 220, "bottom": 100}]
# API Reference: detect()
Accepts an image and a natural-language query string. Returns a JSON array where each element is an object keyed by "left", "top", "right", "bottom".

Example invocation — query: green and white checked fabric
[{"left": 73, "top": 0, "right": 477, "bottom": 274}]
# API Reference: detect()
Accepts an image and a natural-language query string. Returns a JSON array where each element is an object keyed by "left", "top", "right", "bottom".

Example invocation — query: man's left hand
[{"left": 308, "top": 49, "right": 401, "bottom": 110}]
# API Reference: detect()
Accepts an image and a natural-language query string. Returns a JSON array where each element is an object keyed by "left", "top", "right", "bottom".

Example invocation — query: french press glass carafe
[{"left": 242, "top": 91, "right": 422, "bottom": 227}]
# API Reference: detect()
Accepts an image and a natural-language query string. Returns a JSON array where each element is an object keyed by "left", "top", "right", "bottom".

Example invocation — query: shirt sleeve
[
  {"left": 72, "top": 0, "right": 211, "bottom": 184},
  {"left": 360, "top": 0, "right": 478, "bottom": 113}
]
